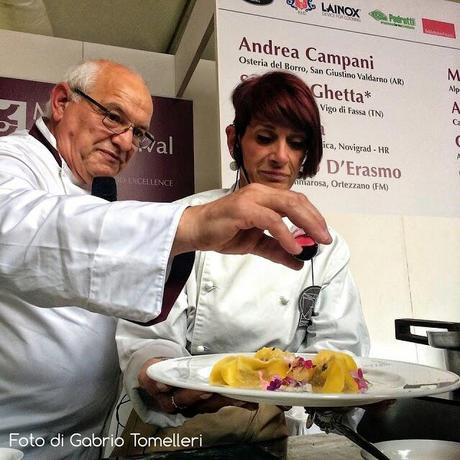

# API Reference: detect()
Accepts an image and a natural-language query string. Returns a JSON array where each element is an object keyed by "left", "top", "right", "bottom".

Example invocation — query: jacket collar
[{"left": 29, "top": 117, "right": 62, "bottom": 167}]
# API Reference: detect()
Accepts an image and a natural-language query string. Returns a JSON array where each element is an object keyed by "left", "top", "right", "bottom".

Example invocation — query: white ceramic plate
[
  {"left": 147, "top": 353, "right": 460, "bottom": 407},
  {"left": 360, "top": 439, "right": 460, "bottom": 460}
]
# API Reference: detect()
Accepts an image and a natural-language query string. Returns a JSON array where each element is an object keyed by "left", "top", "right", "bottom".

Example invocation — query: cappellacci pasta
[{"left": 209, "top": 348, "right": 368, "bottom": 393}]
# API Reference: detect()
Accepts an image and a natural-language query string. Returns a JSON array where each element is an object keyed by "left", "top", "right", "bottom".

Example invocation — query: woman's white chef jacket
[
  {"left": 0, "top": 119, "right": 187, "bottom": 459},
  {"left": 117, "top": 187, "right": 370, "bottom": 430}
]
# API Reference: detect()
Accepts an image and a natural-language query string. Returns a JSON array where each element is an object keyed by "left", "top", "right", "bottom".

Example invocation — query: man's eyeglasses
[{"left": 72, "top": 88, "right": 155, "bottom": 149}]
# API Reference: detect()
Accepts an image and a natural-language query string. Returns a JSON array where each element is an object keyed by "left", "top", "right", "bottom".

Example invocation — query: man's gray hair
[
  {"left": 43, "top": 60, "right": 146, "bottom": 118},
  {"left": 43, "top": 60, "right": 101, "bottom": 118},
  {"left": 65, "top": 60, "right": 101, "bottom": 98}
]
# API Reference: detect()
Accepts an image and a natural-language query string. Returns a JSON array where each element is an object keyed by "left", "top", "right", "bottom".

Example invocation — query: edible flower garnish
[
  {"left": 352, "top": 368, "right": 369, "bottom": 392},
  {"left": 266, "top": 376, "right": 283, "bottom": 391}
]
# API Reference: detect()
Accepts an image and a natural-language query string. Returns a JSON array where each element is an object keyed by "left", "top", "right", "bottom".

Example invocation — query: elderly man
[{"left": 0, "top": 60, "right": 330, "bottom": 459}]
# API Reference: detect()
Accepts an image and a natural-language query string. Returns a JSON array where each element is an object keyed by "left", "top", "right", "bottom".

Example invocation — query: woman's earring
[{"left": 230, "top": 160, "right": 238, "bottom": 171}]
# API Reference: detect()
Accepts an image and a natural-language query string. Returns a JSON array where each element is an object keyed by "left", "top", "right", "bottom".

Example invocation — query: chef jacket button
[
  {"left": 204, "top": 282, "right": 214, "bottom": 292},
  {"left": 280, "top": 296, "right": 289, "bottom": 305},
  {"left": 196, "top": 345, "right": 205, "bottom": 353}
]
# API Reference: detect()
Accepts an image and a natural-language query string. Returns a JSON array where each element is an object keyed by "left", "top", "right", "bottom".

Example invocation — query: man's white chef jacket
[
  {"left": 0, "top": 119, "right": 187, "bottom": 459},
  {"left": 117, "top": 187, "right": 370, "bottom": 430}
]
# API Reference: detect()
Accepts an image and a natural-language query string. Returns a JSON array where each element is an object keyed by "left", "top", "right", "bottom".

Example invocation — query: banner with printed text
[
  {"left": 216, "top": 0, "right": 460, "bottom": 217},
  {"left": 0, "top": 76, "right": 194, "bottom": 202}
]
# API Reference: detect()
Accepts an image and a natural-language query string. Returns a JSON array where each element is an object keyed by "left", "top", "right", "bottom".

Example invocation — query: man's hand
[
  {"left": 172, "top": 183, "right": 332, "bottom": 269},
  {"left": 138, "top": 358, "right": 257, "bottom": 417}
]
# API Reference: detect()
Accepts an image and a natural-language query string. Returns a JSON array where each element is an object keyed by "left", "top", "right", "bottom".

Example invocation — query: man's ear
[
  {"left": 50, "top": 83, "right": 72, "bottom": 123},
  {"left": 225, "top": 124, "right": 236, "bottom": 158}
]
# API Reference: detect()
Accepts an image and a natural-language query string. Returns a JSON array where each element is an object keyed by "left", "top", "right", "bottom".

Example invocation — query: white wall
[
  {"left": 326, "top": 211, "right": 460, "bottom": 368},
  {"left": 326, "top": 213, "right": 415, "bottom": 360},
  {"left": 0, "top": 29, "right": 82, "bottom": 82},
  {"left": 0, "top": 29, "right": 176, "bottom": 94},
  {"left": 403, "top": 216, "right": 460, "bottom": 367},
  {"left": 183, "top": 59, "right": 220, "bottom": 192}
]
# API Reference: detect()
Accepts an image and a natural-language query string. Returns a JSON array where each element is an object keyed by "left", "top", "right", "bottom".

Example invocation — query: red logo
[
  {"left": 286, "top": 0, "right": 316, "bottom": 13},
  {"left": 422, "top": 18, "right": 456, "bottom": 39}
]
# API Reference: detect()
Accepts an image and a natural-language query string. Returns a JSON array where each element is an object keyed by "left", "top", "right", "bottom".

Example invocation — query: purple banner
[{"left": 0, "top": 76, "right": 194, "bottom": 202}]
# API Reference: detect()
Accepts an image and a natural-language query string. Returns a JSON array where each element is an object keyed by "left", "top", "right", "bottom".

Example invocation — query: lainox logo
[
  {"left": 286, "top": 0, "right": 316, "bottom": 14},
  {"left": 321, "top": 2, "right": 360, "bottom": 21},
  {"left": 369, "top": 9, "right": 415, "bottom": 30},
  {"left": 0, "top": 100, "right": 27, "bottom": 136}
]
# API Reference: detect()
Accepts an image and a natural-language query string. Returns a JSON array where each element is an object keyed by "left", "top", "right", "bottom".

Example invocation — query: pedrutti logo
[
  {"left": 369, "top": 9, "right": 415, "bottom": 30},
  {"left": 0, "top": 100, "right": 27, "bottom": 136}
]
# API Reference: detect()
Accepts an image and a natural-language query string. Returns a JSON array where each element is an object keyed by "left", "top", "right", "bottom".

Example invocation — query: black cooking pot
[{"left": 395, "top": 318, "right": 460, "bottom": 376}]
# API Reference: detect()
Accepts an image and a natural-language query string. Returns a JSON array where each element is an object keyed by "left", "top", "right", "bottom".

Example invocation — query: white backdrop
[{"left": 216, "top": 0, "right": 460, "bottom": 217}]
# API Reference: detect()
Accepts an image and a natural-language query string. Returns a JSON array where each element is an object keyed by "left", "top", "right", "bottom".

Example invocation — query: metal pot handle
[{"left": 395, "top": 318, "right": 460, "bottom": 345}]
